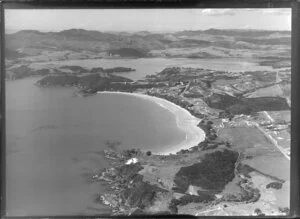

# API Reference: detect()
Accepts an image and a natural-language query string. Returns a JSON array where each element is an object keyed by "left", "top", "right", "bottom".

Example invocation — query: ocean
[{"left": 5, "top": 77, "right": 186, "bottom": 216}]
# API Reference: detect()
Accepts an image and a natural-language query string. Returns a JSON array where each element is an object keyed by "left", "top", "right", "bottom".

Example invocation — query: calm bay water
[
  {"left": 30, "top": 57, "right": 276, "bottom": 81},
  {"left": 5, "top": 77, "right": 186, "bottom": 216}
]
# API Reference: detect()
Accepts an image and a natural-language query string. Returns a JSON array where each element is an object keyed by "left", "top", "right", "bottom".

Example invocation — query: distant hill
[
  {"left": 203, "top": 28, "right": 290, "bottom": 37},
  {"left": 5, "top": 28, "right": 291, "bottom": 60},
  {"left": 175, "top": 28, "right": 290, "bottom": 37}
]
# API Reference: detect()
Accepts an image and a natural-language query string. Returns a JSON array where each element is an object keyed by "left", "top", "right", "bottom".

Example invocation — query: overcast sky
[{"left": 5, "top": 9, "right": 291, "bottom": 33}]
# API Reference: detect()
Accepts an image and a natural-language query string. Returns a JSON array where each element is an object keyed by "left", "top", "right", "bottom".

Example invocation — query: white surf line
[
  {"left": 260, "top": 112, "right": 290, "bottom": 160},
  {"left": 262, "top": 111, "right": 274, "bottom": 123},
  {"left": 195, "top": 206, "right": 223, "bottom": 215},
  {"left": 286, "top": 97, "right": 291, "bottom": 108}
]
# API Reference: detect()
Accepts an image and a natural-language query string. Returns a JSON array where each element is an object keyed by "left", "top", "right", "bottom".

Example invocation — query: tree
[
  {"left": 146, "top": 151, "right": 152, "bottom": 156},
  {"left": 207, "top": 121, "right": 213, "bottom": 125},
  {"left": 254, "top": 208, "right": 262, "bottom": 215}
]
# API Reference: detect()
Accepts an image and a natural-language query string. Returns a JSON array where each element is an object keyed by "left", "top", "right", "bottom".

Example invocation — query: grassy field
[
  {"left": 266, "top": 110, "right": 290, "bottom": 123},
  {"left": 246, "top": 84, "right": 283, "bottom": 98},
  {"left": 279, "top": 83, "right": 291, "bottom": 98},
  {"left": 243, "top": 155, "right": 290, "bottom": 181},
  {"left": 218, "top": 127, "right": 273, "bottom": 153},
  {"left": 218, "top": 126, "right": 289, "bottom": 180}
]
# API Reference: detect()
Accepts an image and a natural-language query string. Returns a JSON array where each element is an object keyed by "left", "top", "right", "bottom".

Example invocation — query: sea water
[{"left": 5, "top": 77, "right": 186, "bottom": 216}]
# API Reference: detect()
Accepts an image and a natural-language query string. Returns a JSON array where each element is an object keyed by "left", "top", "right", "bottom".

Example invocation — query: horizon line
[{"left": 5, "top": 27, "right": 292, "bottom": 34}]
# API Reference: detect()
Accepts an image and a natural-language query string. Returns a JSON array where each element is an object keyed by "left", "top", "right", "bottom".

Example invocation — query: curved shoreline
[{"left": 97, "top": 91, "right": 206, "bottom": 155}]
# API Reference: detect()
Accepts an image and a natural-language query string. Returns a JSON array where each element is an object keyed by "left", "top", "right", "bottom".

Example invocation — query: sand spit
[{"left": 97, "top": 91, "right": 205, "bottom": 155}]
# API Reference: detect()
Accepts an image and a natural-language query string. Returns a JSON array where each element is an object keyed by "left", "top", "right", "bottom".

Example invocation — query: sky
[{"left": 5, "top": 8, "right": 291, "bottom": 33}]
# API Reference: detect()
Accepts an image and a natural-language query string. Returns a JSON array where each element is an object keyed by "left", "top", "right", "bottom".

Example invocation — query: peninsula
[{"left": 33, "top": 65, "right": 291, "bottom": 216}]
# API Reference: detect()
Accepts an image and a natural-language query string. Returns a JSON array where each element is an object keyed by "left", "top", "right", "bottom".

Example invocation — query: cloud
[
  {"left": 189, "top": 9, "right": 236, "bottom": 16},
  {"left": 190, "top": 8, "right": 291, "bottom": 16},
  {"left": 262, "top": 8, "right": 291, "bottom": 15},
  {"left": 192, "top": 9, "right": 259, "bottom": 16},
  {"left": 199, "top": 9, "right": 236, "bottom": 16},
  {"left": 241, "top": 24, "right": 251, "bottom": 29}
]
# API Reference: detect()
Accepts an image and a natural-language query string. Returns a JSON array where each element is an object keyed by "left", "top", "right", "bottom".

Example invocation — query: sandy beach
[{"left": 97, "top": 91, "right": 206, "bottom": 155}]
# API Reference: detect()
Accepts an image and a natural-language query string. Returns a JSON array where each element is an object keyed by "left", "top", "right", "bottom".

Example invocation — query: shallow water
[{"left": 5, "top": 77, "right": 186, "bottom": 216}]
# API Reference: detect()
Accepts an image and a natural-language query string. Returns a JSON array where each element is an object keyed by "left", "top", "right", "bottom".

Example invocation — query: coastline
[{"left": 97, "top": 91, "right": 205, "bottom": 155}]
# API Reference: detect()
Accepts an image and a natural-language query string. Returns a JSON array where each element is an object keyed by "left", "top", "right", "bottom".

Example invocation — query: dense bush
[
  {"left": 90, "top": 67, "right": 136, "bottom": 73},
  {"left": 37, "top": 75, "right": 79, "bottom": 86},
  {"left": 103, "top": 67, "right": 135, "bottom": 73},
  {"left": 205, "top": 92, "right": 289, "bottom": 115},
  {"left": 204, "top": 93, "right": 239, "bottom": 110},
  {"left": 37, "top": 73, "right": 133, "bottom": 91},
  {"left": 173, "top": 149, "right": 238, "bottom": 193},
  {"left": 9, "top": 65, "right": 45, "bottom": 79},
  {"left": 168, "top": 192, "right": 215, "bottom": 212},
  {"left": 226, "top": 97, "right": 289, "bottom": 115},
  {"left": 60, "top": 65, "right": 88, "bottom": 73},
  {"left": 36, "top": 69, "right": 50, "bottom": 76},
  {"left": 121, "top": 148, "right": 142, "bottom": 159},
  {"left": 178, "top": 193, "right": 215, "bottom": 205},
  {"left": 266, "top": 182, "right": 283, "bottom": 190}
]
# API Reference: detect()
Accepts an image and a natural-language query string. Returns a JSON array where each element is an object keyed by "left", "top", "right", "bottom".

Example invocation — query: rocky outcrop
[
  {"left": 121, "top": 181, "right": 168, "bottom": 209},
  {"left": 115, "top": 163, "right": 144, "bottom": 181},
  {"left": 98, "top": 160, "right": 171, "bottom": 214}
]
